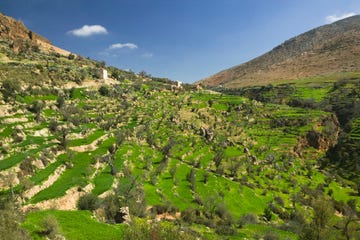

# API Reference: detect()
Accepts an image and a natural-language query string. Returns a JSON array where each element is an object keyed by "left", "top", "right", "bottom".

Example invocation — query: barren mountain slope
[{"left": 198, "top": 15, "right": 360, "bottom": 88}]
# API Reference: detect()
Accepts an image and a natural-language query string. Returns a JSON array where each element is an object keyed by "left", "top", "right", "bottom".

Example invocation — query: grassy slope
[{"left": 23, "top": 210, "right": 124, "bottom": 240}]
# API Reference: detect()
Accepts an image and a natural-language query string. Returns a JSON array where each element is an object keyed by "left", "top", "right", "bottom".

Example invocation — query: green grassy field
[{"left": 23, "top": 210, "right": 125, "bottom": 240}]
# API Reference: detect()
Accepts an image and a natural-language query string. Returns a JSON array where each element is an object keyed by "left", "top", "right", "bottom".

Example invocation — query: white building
[
  {"left": 176, "top": 81, "right": 182, "bottom": 87},
  {"left": 102, "top": 69, "right": 108, "bottom": 80}
]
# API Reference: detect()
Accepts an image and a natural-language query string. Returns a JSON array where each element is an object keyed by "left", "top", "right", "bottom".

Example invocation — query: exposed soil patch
[
  {"left": 3, "top": 117, "right": 28, "bottom": 124},
  {"left": 63, "top": 78, "right": 118, "bottom": 90}
]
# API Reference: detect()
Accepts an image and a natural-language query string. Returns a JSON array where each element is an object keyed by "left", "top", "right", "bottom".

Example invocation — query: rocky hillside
[
  {"left": 198, "top": 15, "right": 360, "bottom": 88},
  {"left": 0, "top": 14, "right": 132, "bottom": 89},
  {"left": 0, "top": 13, "right": 70, "bottom": 56}
]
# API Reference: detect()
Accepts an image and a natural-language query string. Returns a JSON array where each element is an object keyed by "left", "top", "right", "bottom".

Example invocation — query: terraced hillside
[
  {"left": 1, "top": 73, "right": 359, "bottom": 239},
  {"left": 0, "top": 13, "right": 359, "bottom": 240},
  {"left": 214, "top": 75, "right": 360, "bottom": 181}
]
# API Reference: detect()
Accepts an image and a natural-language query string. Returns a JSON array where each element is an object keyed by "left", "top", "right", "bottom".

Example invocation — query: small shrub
[
  {"left": 1, "top": 79, "right": 21, "bottom": 102},
  {"left": 19, "top": 156, "right": 35, "bottom": 176},
  {"left": 56, "top": 95, "right": 65, "bottom": 109},
  {"left": 152, "top": 204, "right": 168, "bottom": 214},
  {"left": 181, "top": 208, "right": 197, "bottom": 224},
  {"left": 99, "top": 85, "right": 110, "bottom": 96},
  {"left": 68, "top": 53, "right": 75, "bottom": 60},
  {"left": 215, "top": 220, "right": 236, "bottom": 236},
  {"left": 239, "top": 213, "right": 258, "bottom": 226},
  {"left": 203, "top": 172, "right": 209, "bottom": 184},
  {"left": 48, "top": 119, "right": 58, "bottom": 133},
  {"left": 263, "top": 231, "right": 280, "bottom": 240},
  {"left": 274, "top": 196, "right": 284, "bottom": 207},
  {"left": 41, "top": 215, "right": 61, "bottom": 239},
  {"left": 102, "top": 194, "right": 119, "bottom": 223},
  {"left": 215, "top": 203, "right": 231, "bottom": 219},
  {"left": 0, "top": 200, "right": 29, "bottom": 240},
  {"left": 263, "top": 207, "right": 272, "bottom": 221},
  {"left": 193, "top": 194, "right": 204, "bottom": 206},
  {"left": 77, "top": 193, "right": 100, "bottom": 211}
]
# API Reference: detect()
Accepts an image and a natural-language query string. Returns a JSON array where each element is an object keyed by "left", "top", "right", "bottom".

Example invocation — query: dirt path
[{"left": 63, "top": 78, "right": 118, "bottom": 89}]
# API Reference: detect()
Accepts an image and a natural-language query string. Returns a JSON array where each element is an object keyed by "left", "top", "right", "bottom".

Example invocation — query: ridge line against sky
[{"left": 1, "top": 0, "right": 360, "bottom": 83}]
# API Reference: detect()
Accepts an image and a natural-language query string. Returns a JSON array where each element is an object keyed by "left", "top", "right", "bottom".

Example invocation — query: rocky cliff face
[{"left": 198, "top": 15, "right": 360, "bottom": 88}]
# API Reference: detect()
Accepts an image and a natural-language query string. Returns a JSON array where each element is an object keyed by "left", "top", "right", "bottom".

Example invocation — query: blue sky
[{"left": 1, "top": 0, "right": 360, "bottom": 83}]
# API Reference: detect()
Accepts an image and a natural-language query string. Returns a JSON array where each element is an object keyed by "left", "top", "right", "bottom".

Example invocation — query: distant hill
[{"left": 198, "top": 15, "right": 360, "bottom": 88}]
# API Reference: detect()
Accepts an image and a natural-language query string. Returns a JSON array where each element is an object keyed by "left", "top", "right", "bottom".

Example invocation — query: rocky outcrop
[
  {"left": 199, "top": 126, "right": 214, "bottom": 141},
  {"left": 116, "top": 207, "right": 132, "bottom": 224},
  {"left": 293, "top": 114, "right": 340, "bottom": 156}
]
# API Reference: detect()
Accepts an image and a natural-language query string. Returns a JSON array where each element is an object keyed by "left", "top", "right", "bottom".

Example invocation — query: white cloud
[
  {"left": 325, "top": 12, "right": 357, "bottom": 23},
  {"left": 99, "top": 42, "right": 138, "bottom": 57},
  {"left": 109, "top": 43, "right": 138, "bottom": 50},
  {"left": 68, "top": 25, "right": 108, "bottom": 37},
  {"left": 141, "top": 52, "right": 153, "bottom": 58}
]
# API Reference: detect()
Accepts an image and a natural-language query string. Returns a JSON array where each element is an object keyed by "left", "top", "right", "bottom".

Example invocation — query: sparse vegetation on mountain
[{"left": 198, "top": 15, "right": 360, "bottom": 88}]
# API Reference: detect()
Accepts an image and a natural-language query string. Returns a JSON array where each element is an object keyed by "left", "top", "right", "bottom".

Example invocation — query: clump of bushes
[
  {"left": 77, "top": 193, "right": 100, "bottom": 211},
  {"left": 40, "top": 215, "right": 62, "bottom": 239}
]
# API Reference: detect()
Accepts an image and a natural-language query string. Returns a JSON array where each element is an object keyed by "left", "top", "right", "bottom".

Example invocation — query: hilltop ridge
[
  {"left": 198, "top": 15, "right": 360, "bottom": 88},
  {"left": 0, "top": 13, "right": 70, "bottom": 56}
]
